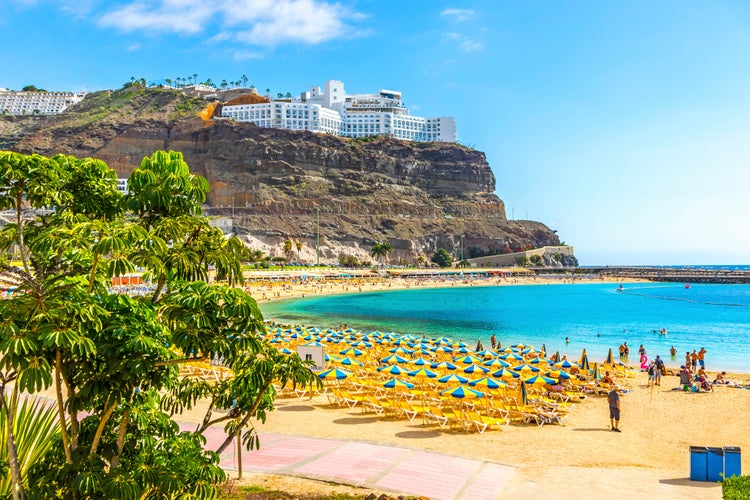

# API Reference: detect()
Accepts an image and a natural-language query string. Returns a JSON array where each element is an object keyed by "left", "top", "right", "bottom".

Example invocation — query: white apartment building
[
  {"left": 0, "top": 91, "right": 85, "bottom": 115},
  {"left": 221, "top": 80, "right": 456, "bottom": 143}
]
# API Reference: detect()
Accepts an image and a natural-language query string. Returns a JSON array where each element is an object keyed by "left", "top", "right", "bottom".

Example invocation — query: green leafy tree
[
  {"left": 0, "top": 150, "right": 319, "bottom": 499},
  {"left": 529, "top": 254, "right": 543, "bottom": 266},
  {"left": 430, "top": 248, "right": 453, "bottom": 268},
  {"left": 370, "top": 242, "right": 392, "bottom": 268},
  {"left": 515, "top": 256, "right": 530, "bottom": 267}
]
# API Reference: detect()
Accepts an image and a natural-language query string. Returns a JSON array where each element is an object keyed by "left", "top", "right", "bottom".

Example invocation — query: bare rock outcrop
[{"left": 4, "top": 87, "right": 563, "bottom": 264}]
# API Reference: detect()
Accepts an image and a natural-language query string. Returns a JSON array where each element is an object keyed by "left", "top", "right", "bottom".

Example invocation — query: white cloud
[
  {"left": 460, "top": 39, "right": 483, "bottom": 52},
  {"left": 440, "top": 8, "right": 474, "bottom": 22},
  {"left": 97, "top": 0, "right": 360, "bottom": 47},
  {"left": 98, "top": 0, "right": 217, "bottom": 35}
]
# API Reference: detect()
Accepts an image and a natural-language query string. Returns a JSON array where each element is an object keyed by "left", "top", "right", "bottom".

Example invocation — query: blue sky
[{"left": 2, "top": 1, "right": 750, "bottom": 265}]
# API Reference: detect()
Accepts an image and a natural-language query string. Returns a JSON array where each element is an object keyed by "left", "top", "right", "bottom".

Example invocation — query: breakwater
[{"left": 583, "top": 266, "right": 750, "bottom": 284}]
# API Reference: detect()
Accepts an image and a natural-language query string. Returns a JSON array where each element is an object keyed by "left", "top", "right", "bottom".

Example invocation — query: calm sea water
[{"left": 261, "top": 283, "right": 750, "bottom": 373}]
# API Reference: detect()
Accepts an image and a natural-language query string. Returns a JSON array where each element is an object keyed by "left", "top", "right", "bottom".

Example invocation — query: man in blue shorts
[{"left": 608, "top": 387, "right": 621, "bottom": 432}]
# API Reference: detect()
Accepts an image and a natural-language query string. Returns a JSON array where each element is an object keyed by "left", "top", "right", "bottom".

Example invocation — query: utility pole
[{"left": 316, "top": 207, "right": 320, "bottom": 267}]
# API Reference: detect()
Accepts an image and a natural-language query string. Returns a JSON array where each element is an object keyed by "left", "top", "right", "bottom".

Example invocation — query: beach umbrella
[
  {"left": 378, "top": 364, "right": 409, "bottom": 376},
  {"left": 519, "top": 381, "right": 528, "bottom": 406},
  {"left": 500, "top": 353, "right": 524, "bottom": 361},
  {"left": 456, "top": 347, "right": 472, "bottom": 354},
  {"left": 416, "top": 349, "right": 433, "bottom": 356},
  {"left": 512, "top": 343, "right": 525, "bottom": 349},
  {"left": 578, "top": 349, "right": 588, "bottom": 365},
  {"left": 338, "top": 357, "right": 363, "bottom": 367},
  {"left": 483, "top": 358, "right": 511, "bottom": 368},
  {"left": 541, "top": 343, "right": 547, "bottom": 358},
  {"left": 468, "top": 377, "right": 507, "bottom": 390},
  {"left": 431, "top": 361, "right": 458, "bottom": 371},
  {"left": 553, "top": 359, "right": 574, "bottom": 369},
  {"left": 281, "top": 348, "right": 294, "bottom": 355},
  {"left": 579, "top": 351, "right": 591, "bottom": 372},
  {"left": 455, "top": 355, "right": 483, "bottom": 365},
  {"left": 340, "top": 348, "right": 364, "bottom": 357},
  {"left": 604, "top": 348, "right": 615, "bottom": 365},
  {"left": 437, "top": 373, "right": 469, "bottom": 384},
  {"left": 433, "top": 345, "right": 454, "bottom": 354},
  {"left": 350, "top": 340, "right": 372, "bottom": 348},
  {"left": 407, "top": 368, "right": 438, "bottom": 379},
  {"left": 305, "top": 341, "right": 324, "bottom": 347},
  {"left": 410, "top": 358, "right": 429, "bottom": 367},
  {"left": 528, "top": 357, "right": 547, "bottom": 365},
  {"left": 512, "top": 363, "right": 541, "bottom": 373},
  {"left": 317, "top": 368, "right": 352, "bottom": 380},
  {"left": 593, "top": 362, "right": 602, "bottom": 381},
  {"left": 389, "top": 347, "right": 414, "bottom": 355},
  {"left": 380, "top": 354, "right": 409, "bottom": 364},
  {"left": 440, "top": 385, "right": 485, "bottom": 399},
  {"left": 524, "top": 374, "right": 557, "bottom": 386},
  {"left": 492, "top": 368, "right": 521, "bottom": 380},
  {"left": 476, "top": 349, "right": 498, "bottom": 358},
  {"left": 462, "top": 364, "right": 490, "bottom": 375},
  {"left": 383, "top": 377, "right": 415, "bottom": 389},
  {"left": 549, "top": 351, "right": 561, "bottom": 363},
  {"left": 546, "top": 370, "right": 571, "bottom": 380}
]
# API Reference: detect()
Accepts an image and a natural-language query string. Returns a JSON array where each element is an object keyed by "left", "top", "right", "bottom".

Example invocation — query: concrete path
[{"left": 193, "top": 425, "right": 516, "bottom": 500}]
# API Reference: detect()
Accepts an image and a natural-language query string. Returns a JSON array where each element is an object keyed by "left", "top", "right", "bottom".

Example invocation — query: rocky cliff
[{"left": 3, "top": 87, "right": 565, "bottom": 265}]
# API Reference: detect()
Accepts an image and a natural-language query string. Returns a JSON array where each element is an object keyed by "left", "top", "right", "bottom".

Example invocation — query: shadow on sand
[
  {"left": 395, "top": 429, "right": 442, "bottom": 439},
  {"left": 572, "top": 427, "right": 616, "bottom": 432},
  {"left": 659, "top": 478, "right": 720, "bottom": 488},
  {"left": 277, "top": 404, "right": 315, "bottom": 412},
  {"left": 333, "top": 416, "right": 381, "bottom": 425}
]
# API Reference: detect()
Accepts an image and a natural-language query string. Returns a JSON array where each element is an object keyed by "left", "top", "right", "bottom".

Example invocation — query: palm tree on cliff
[
  {"left": 371, "top": 242, "right": 392, "bottom": 269},
  {"left": 295, "top": 241, "right": 303, "bottom": 263},
  {"left": 283, "top": 239, "right": 293, "bottom": 263}
]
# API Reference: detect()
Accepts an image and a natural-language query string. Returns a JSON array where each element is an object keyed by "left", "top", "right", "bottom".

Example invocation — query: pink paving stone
[
  {"left": 375, "top": 451, "right": 482, "bottom": 500},
  {"left": 458, "top": 462, "right": 515, "bottom": 500},
  {"left": 294, "top": 442, "right": 411, "bottom": 482},
  {"left": 225, "top": 435, "right": 341, "bottom": 472}
]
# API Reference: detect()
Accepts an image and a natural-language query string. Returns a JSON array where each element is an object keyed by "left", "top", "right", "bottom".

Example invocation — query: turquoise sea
[{"left": 261, "top": 283, "right": 750, "bottom": 373}]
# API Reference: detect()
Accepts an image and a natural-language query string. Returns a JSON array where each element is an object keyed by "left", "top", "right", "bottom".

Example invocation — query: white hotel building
[
  {"left": 0, "top": 90, "right": 85, "bottom": 115},
  {"left": 221, "top": 80, "right": 456, "bottom": 143}
]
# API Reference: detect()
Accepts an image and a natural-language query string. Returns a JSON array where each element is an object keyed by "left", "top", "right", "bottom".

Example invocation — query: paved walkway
[{"left": 193, "top": 425, "right": 516, "bottom": 500}]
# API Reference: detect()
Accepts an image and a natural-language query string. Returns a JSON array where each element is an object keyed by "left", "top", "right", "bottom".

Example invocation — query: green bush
[{"left": 723, "top": 475, "right": 750, "bottom": 500}]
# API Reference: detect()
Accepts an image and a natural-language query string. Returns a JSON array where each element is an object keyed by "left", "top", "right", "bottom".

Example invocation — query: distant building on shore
[
  {"left": 221, "top": 80, "right": 457, "bottom": 143},
  {"left": 0, "top": 90, "right": 85, "bottom": 115}
]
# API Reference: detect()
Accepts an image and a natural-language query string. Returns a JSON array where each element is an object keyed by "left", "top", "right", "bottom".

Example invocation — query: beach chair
[
  {"left": 464, "top": 410, "right": 509, "bottom": 433},
  {"left": 537, "top": 409, "right": 568, "bottom": 426},
  {"left": 361, "top": 395, "right": 385, "bottom": 415},
  {"left": 394, "top": 400, "right": 418, "bottom": 421},
  {"left": 426, "top": 405, "right": 462, "bottom": 429}
]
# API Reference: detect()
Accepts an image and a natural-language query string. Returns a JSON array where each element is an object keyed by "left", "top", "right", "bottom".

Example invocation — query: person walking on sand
[
  {"left": 490, "top": 334, "right": 497, "bottom": 350},
  {"left": 608, "top": 386, "right": 621, "bottom": 432}
]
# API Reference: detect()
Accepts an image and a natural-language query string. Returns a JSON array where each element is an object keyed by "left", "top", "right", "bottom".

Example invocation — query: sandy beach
[{"left": 209, "top": 271, "right": 750, "bottom": 499}]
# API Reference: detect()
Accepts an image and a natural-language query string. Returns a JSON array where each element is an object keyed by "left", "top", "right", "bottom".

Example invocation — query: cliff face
[{"left": 5, "top": 88, "right": 562, "bottom": 264}]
